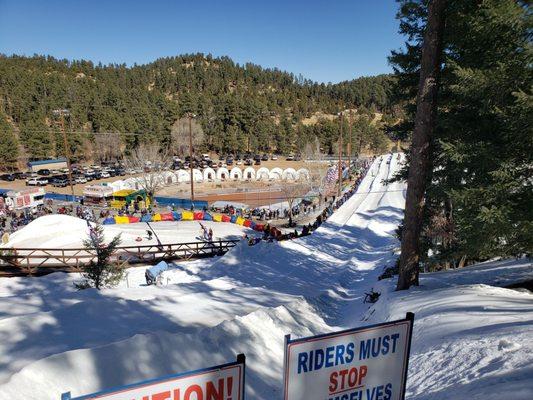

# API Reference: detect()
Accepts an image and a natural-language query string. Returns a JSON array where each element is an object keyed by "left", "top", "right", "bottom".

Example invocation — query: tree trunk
[{"left": 397, "top": 0, "right": 447, "bottom": 291}]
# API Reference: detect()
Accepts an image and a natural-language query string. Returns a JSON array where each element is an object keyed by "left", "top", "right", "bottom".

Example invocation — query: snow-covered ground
[
  {"left": 2, "top": 216, "right": 249, "bottom": 248},
  {"left": 0, "top": 153, "right": 531, "bottom": 399}
]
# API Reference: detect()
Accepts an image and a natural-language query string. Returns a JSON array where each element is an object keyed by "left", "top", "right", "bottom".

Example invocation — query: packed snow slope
[
  {"left": 0, "top": 153, "right": 531, "bottom": 399},
  {"left": 2, "top": 216, "right": 249, "bottom": 248}
]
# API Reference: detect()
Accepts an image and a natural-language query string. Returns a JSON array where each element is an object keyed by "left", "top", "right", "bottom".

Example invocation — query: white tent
[
  {"left": 243, "top": 167, "right": 256, "bottom": 180},
  {"left": 203, "top": 167, "right": 216, "bottom": 181},
  {"left": 282, "top": 168, "right": 297, "bottom": 181},
  {"left": 192, "top": 169, "right": 203, "bottom": 182},
  {"left": 230, "top": 167, "right": 242, "bottom": 180},
  {"left": 177, "top": 170, "right": 190, "bottom": 183},
  {"left": 162, "top": 171, "right": 177, "bottom": 185},
  {"left": 216, "top": 167, "right": 230, "bottom": 181},
  {"left": 256, "top": 167, "right": 270, "bottom": 181},
  {"left": 269, "top": 167, "right": 283, "bottom": 180},
  {"left": 296, "top": 168, "right": 310, "bottom": 181},
  {"left": 108, "top": 180, "right": 124, "bottom": 192}
]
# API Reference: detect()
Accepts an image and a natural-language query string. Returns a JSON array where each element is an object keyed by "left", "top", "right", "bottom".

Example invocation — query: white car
[
  {"left": 271, "top": 155, "right": 278, "bottom": 160},
  {"left": 100, "top": 171, "right": 110, "bottom": 178},
  {"left": 236, "top": 160, "right": 243, "bottom": 165},
  {"left": 26, "top": 177, "right": 48, "bottom": 186},
  {"left": 75, "top": 176, "right": 87, "bottom": 184}
]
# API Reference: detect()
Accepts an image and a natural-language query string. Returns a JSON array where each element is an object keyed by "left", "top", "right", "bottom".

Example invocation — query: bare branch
[{"left": 123, "top": 143, "right": 173, "bottom": 198}]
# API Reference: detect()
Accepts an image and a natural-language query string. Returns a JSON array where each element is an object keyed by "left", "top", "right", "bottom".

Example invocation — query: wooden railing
[{"left": 0, "top": 239, "right": 240, "bottom": 274}]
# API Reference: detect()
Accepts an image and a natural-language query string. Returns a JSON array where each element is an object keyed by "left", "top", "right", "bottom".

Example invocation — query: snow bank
[{"left": 365, "top": 258, "right": 533, "bottom": 400}]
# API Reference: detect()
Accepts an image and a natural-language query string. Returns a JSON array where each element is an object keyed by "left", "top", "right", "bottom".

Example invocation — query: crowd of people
[
  {"left": 0, "top": 201, "right": 54, "bottom": 238},
  {"left": 244, "top": 162, "right": 372, "bottom": 245}
]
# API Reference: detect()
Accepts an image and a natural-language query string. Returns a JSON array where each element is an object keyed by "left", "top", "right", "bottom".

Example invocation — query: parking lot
[{"left": 0, "top": 155, "right": 308, "bottom": 197}]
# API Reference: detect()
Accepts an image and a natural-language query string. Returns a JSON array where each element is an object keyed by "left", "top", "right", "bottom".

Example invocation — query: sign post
[
  {"left": 283, "top": 313, "right": 414, "bottom": 400},
  {"left": 62, "top": 354, "right": 246, "bottom": 400}
]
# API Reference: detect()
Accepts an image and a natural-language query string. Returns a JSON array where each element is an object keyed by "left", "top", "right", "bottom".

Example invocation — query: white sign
[
  {"left": 283, "top": 314, "right": 414, "bottom": 400},
  {"left": 64, "top": 355, "right": 245, "bottom": 400}
]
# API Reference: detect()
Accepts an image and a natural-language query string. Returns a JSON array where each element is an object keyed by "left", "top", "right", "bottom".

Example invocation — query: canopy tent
[{"left": 110, "top": 189, "right": 149, "bottom": 209}]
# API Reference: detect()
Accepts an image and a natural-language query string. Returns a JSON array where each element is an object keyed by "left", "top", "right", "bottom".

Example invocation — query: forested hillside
[{"left": 0, "top": 53, "right": 399, "bottom": 168}]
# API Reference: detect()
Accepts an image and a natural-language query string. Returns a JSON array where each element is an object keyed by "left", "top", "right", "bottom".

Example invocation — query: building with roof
[{"left": 27, "top": 158, "right": 68, "bottom": 172}]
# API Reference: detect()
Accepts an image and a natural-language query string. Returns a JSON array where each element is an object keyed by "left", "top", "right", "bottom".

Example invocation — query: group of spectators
[
  {"left": 0, "top": 202, "right": 54, "bottom": 237},
  {"left": 244, "top": 162, "right": 372, "bottom": 245}
]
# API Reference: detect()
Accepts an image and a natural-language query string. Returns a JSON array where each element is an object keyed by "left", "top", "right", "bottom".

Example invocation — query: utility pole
[
  {"left": 54, "top": 109, "right": 75, "bottom": 200},
  {"left": 188, "top": 114, "right": 195, "bottom": 203},
  {"left": 337, "top": 111, "right": 343, "bottom": 199}
]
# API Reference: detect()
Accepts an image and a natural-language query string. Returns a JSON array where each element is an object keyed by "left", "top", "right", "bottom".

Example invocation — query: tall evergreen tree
[
  {"left": 391, "top": 0, "right": 532, "bottom": 275},
  {"left": 0, "top": 114, "right": 19, "bottom": 171}
]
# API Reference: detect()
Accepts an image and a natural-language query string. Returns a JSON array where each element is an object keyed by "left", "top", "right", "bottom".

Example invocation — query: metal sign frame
[
  {"left": 61, "top": 354, "right": 246, "bottom": 400},
  {"left": 283, "top": 313, "right": 414, "bottom": 400}
]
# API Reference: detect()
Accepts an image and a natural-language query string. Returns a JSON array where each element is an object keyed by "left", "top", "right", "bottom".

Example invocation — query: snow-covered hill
[{"left": 0, "top": 153, "right": 531, "bottom": 399}]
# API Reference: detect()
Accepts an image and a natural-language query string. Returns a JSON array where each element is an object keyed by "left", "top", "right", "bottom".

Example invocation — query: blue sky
[{"left": 0, "top": 0, "right": 404, "bottom": 83}]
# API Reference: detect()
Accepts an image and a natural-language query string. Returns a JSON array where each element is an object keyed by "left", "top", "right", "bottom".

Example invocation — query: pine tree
[
  {"left": 0, "top": 114, "right": 19, "bottom": 171},
  {"left": 391, "top": 0, "right": 532, "bottom": 271},
  {"left": 75, "top": 224, "right": 124, "bottom": 290}
]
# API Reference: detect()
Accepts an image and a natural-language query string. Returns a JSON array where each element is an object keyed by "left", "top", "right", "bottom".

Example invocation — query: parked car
[
  {"left": 13, "top": 172, "right": 29, "bottom": 180},
  {"left": 100, "top": 171, "right": 110, "bottom": 178},
  {"left": 37, "top": 169, "right": 51, "bottom": 176},
  {"left": 244, "top": 158, "right": 253, "bottom": 166},
  {"left": 26, "top": 177, "right": 48, "bottom": 186},
  {"left": 254, "top": 159, "right": 261, "bottom": 165},
  {"left": 0, "top": 173, "right": 15, "bottom": 181},
  {"left": 226, "top": 157, "right": 234, "bottom": 166},
  {"left": 286, "top": 154, "right": 295, "bottom": 161},
  {"left": 261, "top": 154, "right": 269, "bottom": 161},
  {"left": 51, "top": 178, "right": 68, "bottom": 187},
  {"left": 75, "top": 176, "right": 87, "bottom": 184},
  {"left": 271, "top": 155, "right": 278, "bottom": 160}
]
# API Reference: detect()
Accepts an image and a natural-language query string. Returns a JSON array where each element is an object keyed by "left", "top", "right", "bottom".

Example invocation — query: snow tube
[
  {"left": 128, "top": 216, "right": 140, "bottom": 223},
  {"left": 203, "top": 213, "right": 213, "bottom": 221},
  {"left": 160, "top": 212, "right": 174, "bottom": 221},
  {"left": 140, "top": 214, "right": 152, "bottom": 223},
  {"left": 236, "top": 217, "right": 245, "bottom": 226},
  {"left": 172, "top": 211, "right": 182, "bottom": 221},
  {"left": 152, "top": 213, "right": 162, "bottom": 222},
  {"left": 103, "top": 217, "right": 116, "bottom": 225},
  {"left": 193, "top": 211, "right": 204, "bottom": 220},
  {"left": 221, "top": 215, "right": 231, "bottom": 223},
  {"left": 253, "top": 223, "right": 264, "bottom": 232},
  {"left": 115, "top": 215, "right": 130, "bottom": 224},
  {"left": 271, "top": 227, "right": 282, "bottom": 238},
  {"left": 243, "top": 219, "right": 252, "bottom": 228},
  {"left": 213, "top": 214, "right": 222, "bottom": 222},
  {"left": 230, "top": 215, "right": 238, "bottom": 223},
  {"left": 182, "top": 211, "right": 194, "bottom": 221}
]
